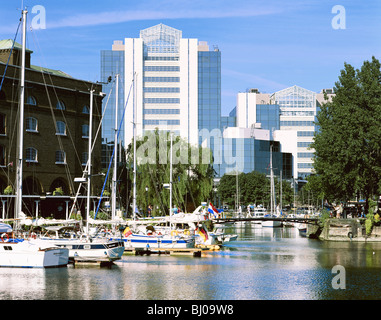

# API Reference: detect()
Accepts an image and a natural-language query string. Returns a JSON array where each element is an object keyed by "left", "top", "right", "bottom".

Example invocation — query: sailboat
[
  {"left": 0, "top": 9, "right": 69, "bottom": 268},
  {"left": 37, "top": 76, "right": 124, "bottom": 263},
  {"left": 261, "top": 144, "right": 282, "bottom": 227},
  {"left": 110, "top": 90, "right": 195, "bottom": 249}
]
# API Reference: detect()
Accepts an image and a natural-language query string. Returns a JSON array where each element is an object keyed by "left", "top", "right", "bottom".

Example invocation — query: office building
[{"left": 100, "top": 23, "right": 221, "bottom": 169}]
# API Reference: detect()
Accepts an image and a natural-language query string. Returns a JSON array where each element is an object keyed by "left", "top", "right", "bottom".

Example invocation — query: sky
[{"left": 0, "top": 0, "right": 380, "bottom": 115}]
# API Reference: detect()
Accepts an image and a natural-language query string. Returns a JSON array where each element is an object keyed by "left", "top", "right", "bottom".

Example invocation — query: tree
[
  {"left": 217, "top": 170, "right": 293, "bottom": 208},
  {"left": 312, "top": 56, "right": 381, "bottom": 213},
  {"left": 125, "top": 129, "right": 214, "bottom": 215}
]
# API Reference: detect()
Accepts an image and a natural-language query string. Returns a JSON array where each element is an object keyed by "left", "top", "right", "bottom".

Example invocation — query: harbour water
[{"left": 1, "top": 222, "right": 381, "bottom": 301}]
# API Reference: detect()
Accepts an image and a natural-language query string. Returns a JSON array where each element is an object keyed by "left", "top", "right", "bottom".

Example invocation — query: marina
[{"left": 1, "top": 223, "right": 381, "bottom": 300}]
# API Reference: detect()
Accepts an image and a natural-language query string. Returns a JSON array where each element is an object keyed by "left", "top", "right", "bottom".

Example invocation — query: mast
[
  {"left": 132, "top": 73, "right": 137, "bottom": 222},
  {"left": 170, "top": 132, "right": 173, "bottom": 217},
  {"left": 15, "top": 9, "right": 27, "bottom": 226},
  {"left": 86, "top": 89, "right": 94, "bottom": 233},
  {"left": 111, "top": 74, "right": 119, "bottom": 220},
  {"left": 270, "top": 144, "right": 276, "bottom": 215}
]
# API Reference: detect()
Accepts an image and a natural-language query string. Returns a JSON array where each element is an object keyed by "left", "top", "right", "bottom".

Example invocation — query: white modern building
[{"left": 101, "top": 24, "right": 221, "bottom": 169}]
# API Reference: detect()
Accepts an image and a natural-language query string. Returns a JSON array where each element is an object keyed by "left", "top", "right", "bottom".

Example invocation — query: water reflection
[{"left": 1, "top": 224, "right": 381, "bottom": 300}]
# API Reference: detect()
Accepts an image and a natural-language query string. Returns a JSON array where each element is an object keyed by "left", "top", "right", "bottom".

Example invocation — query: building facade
[
  {"left": 100, "top": 24, "right": 221, "bottom": 169},
  {"left": 0, "top": 40, "right": 104, "bottom": 219}
]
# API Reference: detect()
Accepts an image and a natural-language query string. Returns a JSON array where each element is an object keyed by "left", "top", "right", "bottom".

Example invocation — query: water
[{"left": 1, "top": 223, "right": 381, "bottom": 300}]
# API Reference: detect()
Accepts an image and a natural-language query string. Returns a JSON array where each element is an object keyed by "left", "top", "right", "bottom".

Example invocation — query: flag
[
  {"left": 123, "top": 227, "right": 132, "bottom": 237},
  {"left": 208, "top": 202, "right": 219, "bottom": 218},
  {"left": 196, "top": 225, "right": 208, "bottom": 242}
]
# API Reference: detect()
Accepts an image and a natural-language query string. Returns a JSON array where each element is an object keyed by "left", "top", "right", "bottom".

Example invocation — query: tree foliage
[
  {"left": 125, "top": 130, "right": 214, "bottom": 215},
  {"left": 218, "top": 170, "right": 293, "bottom": 208},
  {"left": 312, "top": 56, "right": 381, "bottom": 212}
]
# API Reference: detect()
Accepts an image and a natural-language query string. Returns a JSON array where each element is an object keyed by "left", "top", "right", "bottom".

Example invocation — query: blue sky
[{"left": 1, "top": 0, "right": 380, "bottom": 115}]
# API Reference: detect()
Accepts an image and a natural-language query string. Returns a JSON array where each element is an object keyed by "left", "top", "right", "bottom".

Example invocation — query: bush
[
  {"left": 3, "top": 185, "right": 13, "bottom": 195},
  {"left": 365, "top": 213, "right": 374, "bottom": 236}
]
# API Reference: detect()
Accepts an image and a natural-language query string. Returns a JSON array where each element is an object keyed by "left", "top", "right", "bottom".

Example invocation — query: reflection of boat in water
[
  {"left": 295, "top": 223, "right": 307, "bottom": 237},
  {"left": 261, "top": 218, "right": 282, "bottom": 228},
  {"left": 0, "top": 223, "right": 69, "bottom": 268}
]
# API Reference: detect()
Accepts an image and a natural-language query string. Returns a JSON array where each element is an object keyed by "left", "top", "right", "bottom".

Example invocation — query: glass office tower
[
  {"left": 271, "top": 85, "right": 317, "bottom": 179},
  {"left": 100, "top": 44, "right": 125, "bottom": 168}
]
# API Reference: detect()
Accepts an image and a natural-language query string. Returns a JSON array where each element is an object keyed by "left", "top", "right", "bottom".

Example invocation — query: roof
[
  {"left": 0, "top": 39, "right": 33, "bottom": 53},
  {"left": 31, "top": 65, "right": 73, "bottom": 78}
]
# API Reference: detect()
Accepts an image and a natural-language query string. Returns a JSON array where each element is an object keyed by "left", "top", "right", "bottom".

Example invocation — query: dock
[{"left": 123, "top": 247, "right": 204, "bottom": 257}]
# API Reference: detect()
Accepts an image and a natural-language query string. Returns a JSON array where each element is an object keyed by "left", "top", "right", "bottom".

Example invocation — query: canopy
[{"left": 0, "top": 223, "right": 12, "bottom": 233}]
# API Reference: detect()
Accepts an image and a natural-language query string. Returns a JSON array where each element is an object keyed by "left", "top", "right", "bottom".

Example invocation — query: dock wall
[{"left": 319, "top": 218, "right": 381, "bottom": 242}]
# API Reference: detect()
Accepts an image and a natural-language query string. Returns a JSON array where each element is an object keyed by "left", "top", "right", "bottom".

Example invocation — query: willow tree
[
  {"left": 125, "top": 130, "right": 214, "bottom": 215},
  {"left": 312, "top": 57, "right": 381, "bottom": 213}
]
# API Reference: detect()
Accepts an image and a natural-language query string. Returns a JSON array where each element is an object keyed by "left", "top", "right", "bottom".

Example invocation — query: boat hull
[
  {"left": 118, "top": 234, "right": 195, "bottom": 249},
  {"left": 0, "top": 240, "right": 69, "bottom": 268},
  {"left": 40, "top": 238, "right": 125, "bottom": 262}
]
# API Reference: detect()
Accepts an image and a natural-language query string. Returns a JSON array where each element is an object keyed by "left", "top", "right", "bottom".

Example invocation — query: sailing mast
[
  {"left": 269, "top": 144, "right": 276, "bottom": 215},
  {"left": 15, "top": 9, "right": 27, "bottom": 228},
  {"left": 132, "top": 73, "right": 137, "bottom": 222},
  {"left": 85, "top": 89, "right": 94, "bottom": 233},
  {"left": 111, "top": 74, "right": 119, "bottom": 220}
]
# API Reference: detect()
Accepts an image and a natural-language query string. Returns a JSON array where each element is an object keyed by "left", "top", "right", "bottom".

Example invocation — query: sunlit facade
[{"left": 270, "top": 85, "right": 317, "bottom": 179}]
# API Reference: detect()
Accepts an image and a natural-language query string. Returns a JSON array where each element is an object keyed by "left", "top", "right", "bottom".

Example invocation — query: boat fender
[
  {"left": 1, "top": 233, "right": 9, "bottom": 242},
  {"left": 184, "top": 229, "right": 190, "bottom": 236},
  {"left": 348, "top": 232, "right": 353, "bottom": 239},
  {"left": 171, "top": 230, "right": 178, "bottom": 236}
]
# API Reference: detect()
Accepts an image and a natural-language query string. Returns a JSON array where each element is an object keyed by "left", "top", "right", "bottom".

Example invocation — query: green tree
[
  {"left": 312, "top": 57, "right": 381, "bottom": 213},
  {"left": 125, "top": 129, "right": 214, "bottom": 215},
  {"left": 218, "top": 170, "right": 293, "bottom": 208}
]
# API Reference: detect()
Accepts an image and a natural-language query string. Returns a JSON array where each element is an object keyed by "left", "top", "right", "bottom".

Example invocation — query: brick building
[{"left": 0, "top": 39, "right": 104, "bottom": 219}]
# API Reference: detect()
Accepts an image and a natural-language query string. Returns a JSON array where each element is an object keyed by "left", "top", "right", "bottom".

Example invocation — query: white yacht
[{"left": 0, "top": 223, "right": 69, "bottom": 268}]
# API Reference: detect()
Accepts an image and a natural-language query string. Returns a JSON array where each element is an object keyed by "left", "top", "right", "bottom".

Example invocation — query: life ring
[
  {"left": 171, "top": 230, "right": 178, "bottom": 236},
  {"left": 1, "top": 233, "right": 9, "bottom": 242},
  {"left": 30, "top": 232, "right": 37, "bottom": 239},
  {"left": 184, "top": 229, "right": 190, "bottom": 236}
]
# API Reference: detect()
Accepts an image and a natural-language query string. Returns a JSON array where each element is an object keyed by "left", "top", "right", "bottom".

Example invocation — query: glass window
[
  {"left": 55, "top": 150, "right": 66, "bottom": 164},
  {"left": 56, "top": 121, "right": 66, "bottom": 135},
  {"left": 0, "top": 113, "right": 5, "bottom": 135},
  {"left": 26, "top": 117, "right": 38, "bottom": 132},
  {"left": 82, "top": 106, "right": 90, "bottom": 114},
  {"left": 0, "top": 145, "right": 5, "bottom": 166},
  {"left": 26, "top": 96, "right": 37, "bottom": 106},
  {"left": 26, "top": 147, "right": 38, "bottom": 162},
  {"left": 82, "top": 152, "right": 88, "bottom": 166},
  {"left": 82, "top": 124, "right": 89, "bottom": 138},
  {"left": 56, "top": 100, "right": 66, "bottom": 110}
]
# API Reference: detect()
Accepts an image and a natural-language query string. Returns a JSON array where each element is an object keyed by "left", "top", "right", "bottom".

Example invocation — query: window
[
  {"left": 143, "top": 77, "right": 180, "bottom": 83},
  {"left": 55, "top": 150, "right": 66, "bottom": 164},
  {"left": 26, "top": 147, "right": 38, "bottom": 162},
  {"left": 143, "top": 119, "right": 180, "bottom": 125},
  {"left": 82, "top": 106, "right": 90, "bottom": 114},
  {"left": 144, "top": 109, "right": 180, "bottom": 114},
  {"left": 81, "top": 152, "right": 88, "bottom": 166},
  {"left": 26, "top": 117, "right": 38, "bottom": 132},
  {"left": 56, "top": 100, "right": 66, "bottom": 110},
  {"left": 0, "top": 145, "right": 5, "bottom": 166},
  {"left": 82, "top": 124, "right": 89, "bottom": 138},
  {"left": 26, "top": 96, "right": 37, "bottom": 106},
  {"left": 0, "top": 113, "right": 5, "bottom": 135},
  {"left": 56, "top": 121, "right": 66, "bottom": 135},
  {"left": 144, "top": 98, "right": 180, "bottom": 104},
  {"left": 144, "top": 66, "right": 180, "bottom": 72}
]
